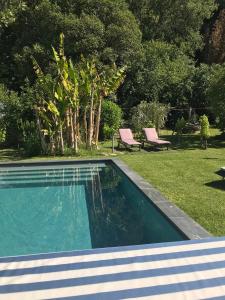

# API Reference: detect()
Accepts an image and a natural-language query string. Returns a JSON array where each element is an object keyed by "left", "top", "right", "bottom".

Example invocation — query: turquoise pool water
[{"left": 0, "top": 162, "right": 187, "bottom": 257}]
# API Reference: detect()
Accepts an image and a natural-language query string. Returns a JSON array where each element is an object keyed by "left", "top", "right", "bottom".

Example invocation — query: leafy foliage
[
  {"left": 175, "top": 117, "right": 186, "bottom": 136},
  {"left": 128, "top": 0, "right": 217, "bottom": 55},
  {"left": 199, "top": 115, "right": 210, "bottom": 149},
  {"left": 122, "top": 41, "right": 194, "bottom": 109},
  {"left": 101, "top": 100, "right": 123, "bottom": 139},
  {"left": 0, "top": 84, "right": 26, "bottom": 146},
  {"left": 0, "top": 0, "right": 141, "bottom": 90},
  {"left": 207, "top": 64, "right": 225, "bottom": 131},
  {"left": 131, "top": 101, "right": 170, "bottom": 134},
  {"left": 0, "top": 0, "right": 223, "bottom": 154},
  {"left": 30, "top": 34, "right": 126, "bottom": 154},
  {"left": 0, "top": 0, "right": 26, "bottom": 28}
]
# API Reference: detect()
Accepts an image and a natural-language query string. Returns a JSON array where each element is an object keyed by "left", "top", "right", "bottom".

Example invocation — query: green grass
[{"left": 0, "top": 128, "right": 225, "bottom": 236}]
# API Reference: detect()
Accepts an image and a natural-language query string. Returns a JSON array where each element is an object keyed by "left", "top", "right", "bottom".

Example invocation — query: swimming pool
[{"left": 0, "top": 160, "right": 189, "bottom": 257}]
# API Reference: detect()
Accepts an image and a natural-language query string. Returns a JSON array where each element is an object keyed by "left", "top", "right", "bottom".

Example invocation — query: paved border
[
  {"left": 112, "top": 159, "right": 211, "bottom": 240},
  {"left": 0, "top": 158, "right": 211, "bottom": 240}
]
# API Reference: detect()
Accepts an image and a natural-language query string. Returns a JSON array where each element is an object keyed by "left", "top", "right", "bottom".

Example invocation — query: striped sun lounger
[{"left": 1, "top": 237, "right": 225, "bottom": 299}]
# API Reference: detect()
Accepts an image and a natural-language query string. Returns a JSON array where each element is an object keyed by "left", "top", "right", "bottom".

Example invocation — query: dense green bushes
[
  {"left": 131, "top": 101, "right": 170, "bottom": 134},
  {"left": 0, "top": 0, "right": 224, "bottom": 156},
  {"left": 207, "top": 64, "right": 225, "bottom": 131}
]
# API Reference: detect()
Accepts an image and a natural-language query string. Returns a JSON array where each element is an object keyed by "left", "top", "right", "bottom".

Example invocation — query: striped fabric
[{"left": 0, "top": 237, "right": 225, "bottom": 299}]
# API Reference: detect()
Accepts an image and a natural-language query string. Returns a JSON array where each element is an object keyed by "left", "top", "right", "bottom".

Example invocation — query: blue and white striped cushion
[{"left": 0, "top": 237, "right": 225, "bottom": 299}]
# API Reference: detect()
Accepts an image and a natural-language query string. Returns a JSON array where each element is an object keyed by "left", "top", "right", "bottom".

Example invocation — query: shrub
[
  {"left": 20, "top": 120, "right": 42, "bottom": 156},
  {"left": 131, "top": 101, "right": 170, "bottom": 134},
  {"left": 199, "top": 115, "right": 210, "bottom": 149},
  {"left": 101, "top": 100, "right": 123, "bottom": 139},
  {"left": 174, "top": 117, "right": 186, "bottom": 135}
]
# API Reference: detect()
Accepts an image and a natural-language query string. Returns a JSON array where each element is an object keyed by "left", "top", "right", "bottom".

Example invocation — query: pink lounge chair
[
  {"left": 118, "top": 129, "right": 141, "bottom": 150},
  {"left": 143, "top": 128, "right": 171, "bottom": 150}
]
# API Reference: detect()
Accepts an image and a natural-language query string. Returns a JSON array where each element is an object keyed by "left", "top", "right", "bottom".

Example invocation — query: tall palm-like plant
[
  {"left": 94, "top": 65, "right": 126, "bottom": 148},
  {"left": 53, "top": 34, "right": 80, "bottom": 153},
  {"left": 79, "top": 58, "right": 99, "bottom": 149},
  {"left": 79, "top": 59, "right": 125, "bottom": 149},
  {"left": 32, "top": 34, "right": 126, "bottom": 154}
]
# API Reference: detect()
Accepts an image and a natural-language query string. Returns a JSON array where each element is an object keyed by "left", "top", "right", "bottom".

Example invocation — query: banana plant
[
  {"left": 79, "top": 58, "right": 98, "bottom": 149},
  {"left": 94, "top": 64, "right": 126, "bottom": 148},
  {"left": 32, "top": 33, "right": 126, "bottom": 154}
]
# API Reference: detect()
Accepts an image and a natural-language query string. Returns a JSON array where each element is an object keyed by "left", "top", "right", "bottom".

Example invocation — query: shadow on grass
[
  {"left": 0, "top": 149, "right": 24, "bottom": 161},
  {"left": 205, "top": 180, "right": 225, "bottom": 191},
  {"left": 161, "top": 133, "right": 225, "bottom": 151},
  {"left": 142, "top": 145, "right": 167, "bottom": 152},
  {"left": 116, "top": 146, "right": 143, "bottom": 153}
]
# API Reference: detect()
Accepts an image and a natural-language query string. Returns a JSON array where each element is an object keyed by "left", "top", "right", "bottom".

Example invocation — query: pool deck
[{"left": 0, "top": 237, "right": 225, "bottom": 299}]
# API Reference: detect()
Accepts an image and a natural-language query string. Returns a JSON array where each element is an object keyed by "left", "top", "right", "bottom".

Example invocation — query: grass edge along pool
[{"left": 0, "top": 159, "right": 205, "bottom": 258}]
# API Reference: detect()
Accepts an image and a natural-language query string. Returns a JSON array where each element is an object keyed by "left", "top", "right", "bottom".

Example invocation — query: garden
[{"left": 0, "top": 0, "right": 225, "bottom": 236}]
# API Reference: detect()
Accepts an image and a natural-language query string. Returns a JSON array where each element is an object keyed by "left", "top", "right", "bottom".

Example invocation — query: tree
[
  {"left": 207, "top": 64, "right": 225, "bottom": 131},
  {"left": 79, "top": 58, "right": 125, "bottom": 149},
  {"left": 189, "top": 64, "right": 212, "bottom": 109},
  {"left": 0, "top": 0, "right": 141, "bottom": 90},
  {"left": 0, "top": 0, "right": 26, "bottom": 29},
  {"left": 127, "top": 0, "right": 217, "bottom": 55},
  {"left": 122, "top": 41, "right": 194, "bottom": 109}
]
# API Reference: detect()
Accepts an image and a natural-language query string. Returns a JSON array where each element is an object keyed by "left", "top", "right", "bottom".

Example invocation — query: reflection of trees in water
[{"left": 86, "top": 166, "right": 145, "bottom": 248}]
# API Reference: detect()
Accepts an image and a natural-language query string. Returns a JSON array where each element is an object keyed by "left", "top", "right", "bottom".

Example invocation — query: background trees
[
  {"left": 127, "top": 0, "right": 217, "bottom": 55},
  {"left": 0, "top": 0, "right": 224, "bottom": 155},
  {"left": 207, "top": 64, "right": 225, "bottom": 131}
]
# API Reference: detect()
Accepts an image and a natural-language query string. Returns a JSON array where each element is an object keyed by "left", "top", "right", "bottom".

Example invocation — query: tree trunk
[
  {"left": 73, "top": 109, "right": 78, "bottom": 154},
  {"left": 94, "top": 96, "right": 102, "bottom": 149},
  {"left": 112, "top": 134, "right": 115, "bottom": 153},
  {"left": 76, "top": 107, "right": 81, "bottom": 144},
  {"left": 34, "top": 109, "right": 47, "bottom": 154},
  {"left": 59, "top": 123, "right": 64, "bottom": 155},
  {"left": 66, "top": 109, "right": 71, "bottom": 147},
  {"left": 69, "top": 108, "right": 75, "bottom": 149},
  {"left": 49, "top": 135, "right": 55, "bottom": 155},
  {"left": 87, "top": 93, "right": 94, "bottom": 149},
  {"left": 83, "top": 107, "right": 88, "bottom": 148}
]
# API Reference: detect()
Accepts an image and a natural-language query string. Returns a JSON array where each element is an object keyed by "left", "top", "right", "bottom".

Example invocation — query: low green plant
[
  {"left": 19, "top": 120, "right": 42, "bottom": 156},
  {"left": 199, "top": 115, "right": 210, "bottom": 149},
  {"left": 175, "top": 117, "right": 186, "bottom": 135}
]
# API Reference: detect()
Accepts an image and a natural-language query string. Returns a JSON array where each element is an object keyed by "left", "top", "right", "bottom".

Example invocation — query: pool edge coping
[
  {"left": 112, "top": 158, "right": 212, "bottom": 240},
  {"left": 0, "top": 157, "right": 211, "bottom": 240}
]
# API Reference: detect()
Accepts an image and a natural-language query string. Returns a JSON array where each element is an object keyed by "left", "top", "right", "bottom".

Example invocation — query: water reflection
[{"left": 0, "top": 163, "right": 186, "bottom": 257}]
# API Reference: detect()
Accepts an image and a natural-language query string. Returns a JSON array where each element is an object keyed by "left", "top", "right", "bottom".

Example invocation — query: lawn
[{"left": 0, "top": 129, "right": 225, "bottom": 236}]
